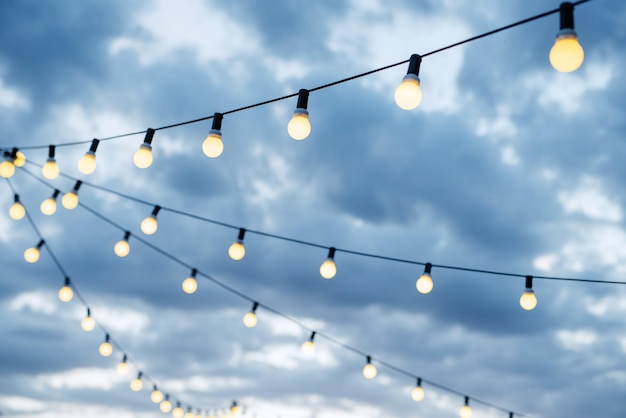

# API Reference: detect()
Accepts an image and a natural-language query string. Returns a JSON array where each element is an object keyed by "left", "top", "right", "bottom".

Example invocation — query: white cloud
[
  {"left": 8, "top": 291, "right": 58, "bottom": 315},
  {"left": 557, "top": 176, "right": 622, "bottom": 222},
  {"left": 34, "top": 367, "right": 122, "bottom": 391},
  {"left": 0, "top": 78, "right": 30, "bottom": 110},
  {"left": 555, "top": 329, "right": 597, "bottom": 351}
]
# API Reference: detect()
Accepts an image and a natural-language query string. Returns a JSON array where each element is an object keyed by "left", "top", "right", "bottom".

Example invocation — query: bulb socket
[
  {"left": 237, "top": 228, "right": 246, "bottom": 241},
  {"left": 48, "top": 145, "right": 56, "bottom": 159},
  {"left": 123, "top": 231, "right": 131, "bottom": 240},
  {"left": 89, "top": 139, "right": 100, "bottom": 153},
  {"left": 559, "top": 2, "right": 575, "bottom": 30},
  {"left": 407, "top": 54, "right": 422, "bottom": 76},
  {"left": 73, "top": 180, "right": 83, "bottom": 192},
  {"left": 424, "top": 262, "right": 432, "bottom": 275},
  {"left": 151, "top": 205, "right": 161, "bottom": 216},
  {"left": 251, "top": 302, "right": 259, "bottom": 313},
  {"left": 144, "top": 128, "right": 155, "bottom": 145},
  {"left": 211, "top": 113, "right": 223, "bottom": 131},
  {"left": 296, "top": 89, "right": 309, "bottom": 109},
  {"left": 327, "top": 247, "right": 336, "bottom": 259},
  {"left": 525, "top": 275, "right": 533, "bottom": 290}
]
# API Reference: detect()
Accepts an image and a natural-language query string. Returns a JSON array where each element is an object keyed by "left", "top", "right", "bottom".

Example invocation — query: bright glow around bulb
[
  {"left": 99, "top": 342, "right": 113, "bottom": 357},
  {"left": 320, "top": 259, "right": 336, "bottom": 279},
  {"left": 24, "top": 247, "right": 40, "bottom": 263},
  {"left": 62, "top": 192, "right": 79, "bottom": 210},
  {"left": 202, "top": 132, "right": 224, "bottom": 158},
  {"left": 228, "top": 242, "right": 245, "bottom": 260},
  {"left": 394, "top": 74, "right": 422, "bottom": 110},
  {"left": 77, "top": 152, "right": 96, "bottom": 174},
  {"left": 416, "top": 273, "right": 433, "bottom": 294},
  {"left": 141, "top": 215, "right": 158, "bottom": 235},
  {"left": 160, "top": 400, "right": 172, "bottom": 413},
  {"left": 460, "top": 405, "right": 472, "bottom": 418},
  {"left": 58, "top": 286, "right": 73, "bottom": 302},
  {"left": 520, "top": 290, "right": 538, "bottom": 311},
  {"left": 301, "top": 340, "right": 315, "bottom": 354},
  {"left": 14, "top": 151, "right": 25, "bottom": 167},
  {"left": 81, "top": 316, "right": 95, "bottom": 332},
  {"left": 287, "top": 110, "right": 311, "bottom": 140},
  {"left": 550, "top": 32, "right": 584, "bottom": 73},
  {"left": 134, "top": 144, "right": 153, "bottom": 168},
  {"left": 173, "top": 407, "right": 184, "bottom": 418},
  {"left": 42, "top": 160, "right": 59, "bottom": 179},
  {"left": 363, "top": 363, "right": 377, "bottom": 379},
  {"left": 130, "top": 378, "right": 143, "bottom": 392},
  {"left": 243, "top": 312, "right": 258, "bottom": 328},
  {"left": 411, "top": 386, "right": 425, "bottom": 402},
  {"left": 182, "top": 277, "right": 198, "bottom": 294},
  {"left": 117, "top": 361, "right": 129, "bottom": 375},
  {"left": 40, "top": 198, "right": 57, "bottom": 216},
  {"left": 114, "top": 240, "right": 130, "bottom": 257},
  {"left": 9, "top": 202, "right": 25, "bottom": 220},
  {"left": 184, "top": 412, "right": 194, "bottom": 418},
  {"left": 151, "top": 389, "right": 163, "bottom": 403},
  {"left": 0, "top": 160, "right": 15, "bottom": 178}
]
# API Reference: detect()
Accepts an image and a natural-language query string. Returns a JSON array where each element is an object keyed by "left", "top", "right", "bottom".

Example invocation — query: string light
[
  {"left": 160, "top": 395, "right": 173, "bottom": 413},
  {"left": 228, "top": 228, "right": 246, "bottom": 260},
  {"left": 81, "top": 308, "right": 96, "bottom": 331},
  {"left": 319, "top": 247, "right": 337, "bottom": 279},
  {"left": 114, "top": 231, "right": 131, "bottom": 257},
  {"left": 243, "top": 302, "right": 259, "bottom": 328},
  {"left": 61, "top": 180, "right": 82, "bottom": 210},
  {"left": 395, "top": 54, "right": 423, "bottom": 110},
  {"left": 40, "top": 189, "right": 60, "bottom": 215},
  {"left": 24, "top": 239, "right": 44, "bottom": 263},
  {"left": 287, "top": 89, "right": 311, "bottom": 140},
  {"left": 99, "top": 333, "right": 113, "bottom": 357},
  {"left": 134, "top": 128, "right": 155, "bottom": 169},
  {"left": 362, "top": 356, "right": 377, "bottom": 379},
  {"left": 130, "top": 372, "right": 143, "bottom": 392},
  {"left": 14, "top": 150, "right": 26, "bottom": 167},
  {"left": 117, "top": 354, "right": 130, "bottom": 375},
  {"left": 185, "top": 407, "right": 195, "bottom": 418},
  {"left": 416, "top": 263, "right": 434, "bottom": 294},
  {"left": 519, "top": 275, "right": 538, "bottom": 311},
  {"left": 202, "top": 113, "right": 224, "bottom": 158},
  {"left": 173, "top": 402, "right": 184, "bottom": 418},
  {"left": 460, "top": 396, "right": 473, "bottom": 418},
  {"left": 77, "top": 139, "right": 99, "bottom": 175},
  {"left": 41, "top": 145, "right": 60, "bottom": 180},
  {"left": 230, "top": 401, "right": 240, "bottom": 415},
  {"left": 182, "top": 268, "right": 198, "bottom": 294},
  {"left": 58, "top": 277, "right": 74, "bottom": 302},
  {"left": 141, "top": 205, "right": 161, "bottom": 235},
  {"left": 151, "top": 385, "right": 164, "bottom": 403},
  {"left": 301, "top": 331, "right": 316, "bottom": 354},
  {"left": 550, "top": 2, "right": 584, "bottom": 72},
  {"left": 0, "top": 150, "right": 16, "bottom": 178},
  {"left": 411, "top": 378, "right": 425, "bottom": 402},
  {"left": 9, "top": 194, "right": 25, "bottom": 220}
]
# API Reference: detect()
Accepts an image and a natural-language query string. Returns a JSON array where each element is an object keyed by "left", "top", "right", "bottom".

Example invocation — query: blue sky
[{"left": 0, "top": 0, "right": 624, "bottom": 417}]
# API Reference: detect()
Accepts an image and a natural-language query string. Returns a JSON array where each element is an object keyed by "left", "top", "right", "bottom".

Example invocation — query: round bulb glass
[
  {"left": 320, "top": 259, "right": 337, "bottom": 279},
  {"left": 549, "top": 32, "right": 584, "bottom": 73},
  {"left": 363, "top": 363, "right": 378, "bottom": 379},
  {"left": 24, "top": 247, "right": 40, "bottom": 263},
  {"left": 9, "top": 202, "right": 25, "bottom": 220},
  {"left": 117, "top": 362, "right": 129, "bottom": 375},
  {"left": 141, "top": 215, "right": 158, "bottom": 235},
  {"left": 228, "top": 242, "right": 245, "bottom": 260},
  {"left": 160, "top": 400, "right": 172, "bottom": 413},
  {"left": 134, "top": 144, "right": 153, "bottom": 168},
  {"left": 14, "top": 151, "right": 25, "bottom": 167},
  {"left": 78, "top": 152, "right": 96, "bottom": 174},
  {"left": 182, "top": 277, "right": 198, "bottom": 294},
  {"left": 519, "top": 290, "right": 538, "bottom": 311},
  {"left": 58, "top": 286, "right": 73, "bottom": 302},
  {"left": 287, "top": 110, "right": 311, "bottom": 140},
  {"left": 460, "top": 405, "right": 472, "bottom": 418},
  {"left": 40, "top": 198, "right": 57, "bottom": 216},
  {"left": 394, "top": 74, "right": 422, "bottom": 110},
  {"left": 114, "top": 240, "right": 130, "bottom": 257},
  {"left": 243, "top": 312, "right": 258, "bottom": 328},
  {"left": 42, "top": 160, "right": 60, "bottom": 180},
  {"left": 411, "top": 386, "right": 425, "bottom": 402},
  {"left": 99, "top": 342, "right": 113, "bottom": 357},
  {"left": 185, "top": 412, "right": 194, "bottom": 418},
  {"left": 416, "top": 273, "right": 433, "bottom": 294},
  {"left": 130, "top": 378, "right": 143, "bottom": 392},
  {"left": 0, "top": 160, "right": 15, "bottom": 178},
  {"left": 202, "top": 132, "right": 224, "bottom": 158},
  {"left": 151, "top": 389, "right": 164, "bottom": 403},
  {"left": 173, "top": 407, "right": 184, "bottom": 418},
  {"left": 62, "top": 192, "right": 79, "bottom": 210},
  {"left": 81, "top": 316, "right": 95, "bottom": 332},
  {"left": 301, "top": 340, "right": 315, "bottom": 354}
]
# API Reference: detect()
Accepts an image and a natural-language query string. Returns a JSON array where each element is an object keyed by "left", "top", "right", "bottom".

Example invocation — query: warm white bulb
[
  {"left": 160, "top": 400, "right": 172, "bottom": 413},
  {"left": 114, "top": 240, "right": 130, "bottom": 257},
  {"left": 81, "top": 316, "right": 95, "bottom": 332},
  {"left": 394, "top": 74, "right": 422, "bottom": 110},
  {"left": 416, "top": 273, "right": 433, "bottom": 294},
  {"left": 151, "top": 389, "right": 163, "bottom": 403},
  {"left": 287, "top": 110, "right": 311, "bottom": 140},
  {"left": 40, "top": 198, "right": 57, "bottom": 216},
  {"left": 173, "top": 407, "right": 184, "bottom": 418},
  {"left": 184, "top": 412, "right": 194, "bottom": 418},
  {"left": 117, "top": 361, "right": 129, "bottom": 375},
  {"left": 141, "top": 215, "right": 158, "bottom": 235},
  {"left": 460, "top": 405, "right": 472, "bottom": 418},
  {"left": 520, "top": 290, "right": 538, "bottom": 311},
  {"left": 134, "top": 144, "right": 153, "bottom": 168},
  {"left": 130, "top": 378, "right": 143, "bottom": 392},
  {"left": 202, "top": 131, "right": 224, "bottom": 158},
  {"left": 550, "top": 31, "right": 584, "bottom": 72},
  {"left": 301, "top": 340, "right": 315, "bottom": 354},
  {"left": 9, "top": 202, "right": 25, "bottom": 220},
  {"left": 320, "top": 259, "right": 337, "bottom": 279},
  {"left": 363, "top": 363, "right": 378, "bottom": 379},
  {"left": 0, "top": 160, "right": 15, "bottom": 178},
  {"left": 182, "top": 277, "right": 198, "bottom": 294},
  {"left": 14, "top": 151, "right": 26, "bottom": 167},
  {"left": 231, "top": 405, "right": 240, "bottom": 415},
  {"left": 99, "top": 342, "right": 113, "bottom": 357},
  {"left": 24, "top": 247, "right": 40, "bottom": 263},
  {"left": 62, "top": 192, "right": 79, "bottom": 210},
  {"left": 42, "top": 160, "right": 60, "bottom": 179},
  {"left": 58, "top": 286, "right": 73, "bottom": 302},
  {"left": 228, "top": 242, "right": 245, "bottom": 260},
  {"left": 411, "top": 386, "right": 425, "bottom": 402},
  {"left": 78, "top": 152, "right": 96, "bottom": 174},
  {"left": 243, "top": 312, "right": 258, "bottom": 328}
]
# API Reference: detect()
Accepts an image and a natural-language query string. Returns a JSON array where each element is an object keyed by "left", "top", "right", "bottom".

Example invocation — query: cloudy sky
[{"left": 0, "top": 0, "right": 624, "bottom": 417}]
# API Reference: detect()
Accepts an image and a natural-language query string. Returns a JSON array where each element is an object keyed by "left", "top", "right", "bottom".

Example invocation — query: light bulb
[
  {"left": 58, "top": 286, "right": 73, "bottom": 302},
  {"left": 0, "top": 160, "right": 15, "bottom": 178},
  {"left": 81, "top": 315, "right": 95, "bottom": 332},
  {"left": 9, "top": 202, "right": 25, "bottom": 220},
  {"left": 78, "top": 152, "right": 96, "bottom": 174},
  {"left": 62, "top": 192, "right": 79, "bottom": 210},
  {"left": 395, "top": 74, "right": 422, "bottom": 110},
  {"left": 363, "top": 363, "right": 377, "bottom": 379},
  {"left": 185, "top": 411, "right": 194, "bottom": 418},
  {"left": 151, "top": 388, "right": 164, "bottom": 403},
  {"left": 182, "top": 277, "right": 198, "bottom": 294},
  {"left": 134, "top": 143, "right": 153, "bottom": 168},
  {"left": 141, "top": 215, "right": 158, "bottom": 235},
  {"left": 14, "top": 151, "right": 25, "bottom": 167},
  {"left": 460, "top": 405, "right": 472, "bottom": 418},
  {"left": 99, "top": 341, "right": 113, "bottom": 357},
  {"left": 287, "top": 110, "right": 311, "bottom": 140},
  {"left": 202, "top": 131, "right": 224, "bottom": 158},
  {"left": 550, "top": 31, "right": 584, "bottom": 73},
  {"left": 416, "top": 273, "right": 433, "bottom": 294},
  {"left": 319, "top": 259, "right": 336, "bottom": 279},
  {"left": 228, "top": 241, "right": 245, "bottom": 260},
  {"left": 160, "top": 399, "right": 173, "bottom": 413},
  {"left": 40, "top": 197, "right": 57, "bottom": 216},
  {"left": 117, "top": 361, "right": 129, "bottom": 375},
  {"left": 130, "top": 377, "right": 143, "bottom": 392},
  {"left": 42, "top": 159, "right": 60, "bottom": 179},
  {"left": 173, "top": 406, "right": 184, "bottom": 418},
  {"left": 243, "top": 312, "right": 257, "bottom": 328},
  {"left": 520, "top": 290, "right": 537, "bottom": 311},
  {"left": 301, "top": 340, "right": 315, "bottom": 354},
  {"left": 411, "top": 386, "right": 425, "bottom": 402},
  {"left": 24, "top": 247, "right": 41, "bottom": 263},
  {"left": 114, "top": 234, "right": 130, "bottom": 257}
]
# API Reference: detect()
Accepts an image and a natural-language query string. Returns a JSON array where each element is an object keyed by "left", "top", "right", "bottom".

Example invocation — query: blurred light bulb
[
  {"left": 40, "top": 197, "right": 57, "bottom": 216},
  {"left": 395, "top": 74, "right": 422, "bottom": 110},
  {"left": 160, "top": 399, "right": 173, "bottom": 413},
  {"left": 416, "top": 263, "right": 434, "bottom": 294},
  {"left": 81, "top": 314, "right": 95, "bottom": 332},
  {"left": 230, "top": 403, "right": 240, "bottom": 415},
  {"left": 42, "top": 159, "right": 60, "bottom": 179},
  {"left": 130, "top": 376, "right": 143, "bottom": 392},
  {"left": 134, "top": 143, "right": 153, "bottom": 168},
  {"left": 202, "top": 131, "right": 224, "bottom": 158},
  {"left": 460, "top": 403, "right": 472, "bottom": 418},
  {"left": 363, "top": 363, "right": 377, "bottom": 379},
  {"left": 99, "top": 341, "right": 113, "bottom": 357},
  {"left": 287, "top": 110, "right": 311, "bottom": 140},
  {"left": 117, "top": 361, "right": 129, "bottom": 375},
  {"left": 114, "top": 233, "right": 131, "bottom": 257},
  {"left": 549, "top": 31, "right": 584, "bottom": 72},
  {"left": 0, "top": 160, "right": 15, "bottom": 178},
  {"left": 243, "top": 312, "right": 257, "bottom": 328},
  {"left": 319, "top": 259, "right": 336, "bottom": 279},
  {"left": 151, "top": 387, "right": 164, "bottom": 403},
  {"left": 301, "top": 340, "right": 315, "bottom": 354},
  {"left": 173, "top": 405, "right": 184, "bottom": 418},
  {"left": 14, "top": 151, "right": 26, "bottom": 167},
  {"left": 520, "top": 290, "right": 537, "bottom": 311},
  {"left": 24, "top": 247, "right": 41, "bottom": 263},
  {"left": 411, "top": 381, "right": 425, "bottom": 402},
  {"left": 185, "top": 411, "right": 194, "bottom": 418},
  {"left": 62, "top": 191, "right": 79, "bottom": 210},
  {"left": 78, "top": 152, "right": 96, "bottom": 174},
  {"left": 182, "top": 277, "right": 198, "bottom": 294},
  {"left": 228, "top": 241, "right": 245, "bottom": 260},
  {"left": 141, "top": 215, "right": 158, "bottom": 235},
  {"left": 9, "top": 201, "right": 25, "bottom": 220},
  {"left": 58, "top": 285, "right": 73, "bottom": 302}
]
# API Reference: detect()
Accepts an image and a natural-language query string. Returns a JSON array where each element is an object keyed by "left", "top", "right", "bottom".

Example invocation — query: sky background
[{"left": 0, "top": 0, "right": 624, "bottom": 417}]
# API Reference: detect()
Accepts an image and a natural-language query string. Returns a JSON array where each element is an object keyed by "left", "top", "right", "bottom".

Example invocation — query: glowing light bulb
[
  {"left": 182, "top": 269, "right": 198, "bottom": 294},
  {"left": 62, "top": 192, "right": 78, "bottom": 210},
  {"left": 362, "top": 357, "right": 377, "bottom": 379},
  {"left": 550, "top": 31, "right": 584, "bottom": 72},
  {"left": 160, "top": 397, "right": 173, "bottom": 413},
  {"left": 202, "top": 113, "right": 224, "bottom": 158},
  {"left": 185, "top": 409, "right": 195, "bottom": 418},
  {"left": 81, "top": 310, "right": 95, "bottom": 332},
  {"left": 230, "top": 402, "right": 240, "bottom": 415},
  {"left": 42, "top": 145, "right": 60, "bottom": 179},
  {"left": 114, "top": 232, "right": 131, "bottom": 257},
  {"left": 301, "top": 340, "right": 315, "bottom": 354},
  {"left": 416, "top": 263, "right": 434, "bottom": 294},
  {"left": 151, "top": 386, "right": 164, "bottom": 403},
  {"left": 520, "top": 275, "right": 538, "bottom": 311},
  {"left": 288, "top": 89, "right": 311, "bottom": 140},
  {"left": 228, "top": 229, "right": 246, "bottom": 260},
  {"left": 99, "top": 335, "right": 113, "bottom": 357},
  {"left": 141, "top": 215, "right": 158, "bottom": 234},
  {"left": 9, "top": 196, "right": 25, "bottom": 220},
  {"left": 78, "top": 152, "right": 96, "bottom": 174},
  {"left": 0, "top": 159, "right": 15, "bottom": 178},
  {"left": 130, "top": 373, "right": 143, "bottom": 392},
  {"left": 320, "top": 247, "right": 337, "bottom": 279},
  {"left": 14, "top": 151, "right": 25, "bottom": 167},
  {"left": 395, "top": 54, "right": 423, "bottom": 110},
  {"left": 58, "top": 281, "right": 74, "bottom": 302},
  {"left": 411, "top": 379, "right": 425, "bottom": 402},
  {"left": 243, "top": 312, "right": 257, "bottom": 328},
  {"left": 134, "top": 143, "right": 153, "bottom": 168},
  {"left": 40, "top": 191, "right": 59, "bottom": 216},
  {"left": 117, "top": 355, "right": 129, "bottom": 375},
  {"left": 460, "top": 398, "right": 472, "bottom": 418},
  {"left": 173, "top": 404, "right": 184, "bottom": 418},
  {"left": 24, "top": 241, "right": 44, "bottom": 263}
]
